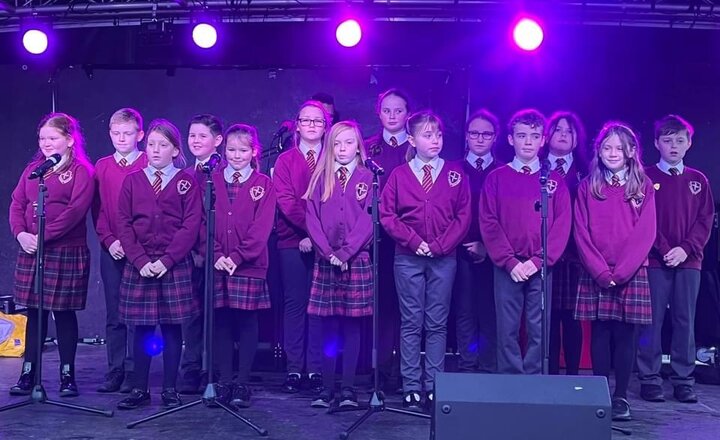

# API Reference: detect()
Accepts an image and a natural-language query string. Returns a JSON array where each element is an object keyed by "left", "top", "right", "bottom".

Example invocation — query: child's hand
[
  {"left": 191, "top": 251, "right": 204, "bottom": 268},
  {"left": 299, "top": 238, "right": 313, "bottom": 253},
  {"left": 151, "top": 260, "right": 168, "bottom": 278},
  {"left": 417, "top": 241, "right": 432, "bottom": 257},
  {"left": 522, "top": 260, "right": 538, "bottom": 278},
  {"left": 510, "top": 262, "right": 529, "bottom": 282},
  {"left": 17, "top": 232, "right": 37, "bottom": 255},
  {"left": 140, "top": 262, "right": 155, "bottom": 278},
  {"left": 463, "top": 241, "right": 487, "bottom": 262},
  {"left": 341, "top": 262, "right": 349, "bottom": 272},
  {"left": 225, "top": 257, "right": 237, "bottom": 276},
  {"left": 329, "top": 255, "right": 344, "bottom": 266},
  {"left": 609, "top": 281, "right": 617, "bottom": 287},
  {"left": 109, "top": 240, "right": 125, "bottom": 260},
  {"left": 214, "top": 256, "right": 228, "bottom": 271},
  {"left": 663, "top": 247, "right": 688, "bottom": 267}
]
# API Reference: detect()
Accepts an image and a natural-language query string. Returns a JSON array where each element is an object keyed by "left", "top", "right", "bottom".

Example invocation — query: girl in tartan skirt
[
  {"left": 545, "top": 111, "right": 588, "bottom": 376},
  {"left": 574, "top": 121, "right": 657, "bottom": 422},
  {"left": 211, "top": 124, "right": 276, "bottom": 408},
  {"left": 304, "top": 121, "right": 374, "bottom": 409},
  {"left": 9, "top": 113, "right": 95, "bottom": 397},
  {"left": 116, "top": 119, "right": 202, "bottom": 410}
]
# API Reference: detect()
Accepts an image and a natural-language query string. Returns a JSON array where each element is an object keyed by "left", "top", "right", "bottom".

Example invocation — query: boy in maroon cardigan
[
  {"left": 479, "top": 109, "right": 571, "bottom": 375},
  {"left": 637, "top": 115, "right": 714, "bottom": 404},
  {"left": 94, "top": 108, "right": 147, "bottom": 393},
  {"left": 380, "top": 111, "right": 471, "bottom": 411}
]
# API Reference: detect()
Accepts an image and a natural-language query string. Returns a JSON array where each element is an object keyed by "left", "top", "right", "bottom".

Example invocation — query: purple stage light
[
  {"left": 513, "top": 18, "right": 544, "bottom": 51},
  {"left": 336, "top": 19, "right": 362, "bottom": 48},
  {"left": 22, "top": 29, "right": 49, "bottom": 55},
  {"left": 192, "top": 23, "right": 217, "bottom": 49}
]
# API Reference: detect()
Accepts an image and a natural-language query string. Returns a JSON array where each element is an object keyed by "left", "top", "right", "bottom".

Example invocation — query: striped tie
[
  {"left": 389, "top": 136, "right": 398, "bottom": 147},
  {"left": 119, "top": 158, "right": 128, "bottom": 167},
  {"left": 555, "top": 158, "right": 567, "bottom": 177},
  {"left": 338, "top": 166, "right": 349, "bottom": 191},
  {"left": 669, "top": 167, "right": 680, "bottom": 176},
  {"left": 421, "top": 164, "right": 433, "bottom": 193},
  {"left": 475, "top": 157, "right": 484, "bottom": 171},
  {"left": 196, "top": 163, "right": 204, "bottom": 173},
  {"left": 521, "top": 166, "right": 532, "bottom": 175},
  {"left": 306, "top": 150, "right": 316, "bottom": 173},
  {"left": 611, "top": 175, "right": 621, "bottom": 187},
  {"left": 152, "top": 170, "right": 163, "bottom": 195},
  {"left": 232, "top": 171, "right": 242, "bottom": 184}
]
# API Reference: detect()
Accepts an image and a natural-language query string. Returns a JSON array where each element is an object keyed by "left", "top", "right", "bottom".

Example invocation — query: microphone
[
  {"left": 202, "top": 153, "right": 222, "bottom": 173},
  {"left": 29, "top": 153, "right": 62, "bottom": 179},
  {"left": 364, "top": 158, "right": 385, "bottom": 176},
  {"left": 539, "top": 159, "right": 550, "bottom": 184},
  {"left": 273, "top": 120, "right": 294, "bottom": 138}
]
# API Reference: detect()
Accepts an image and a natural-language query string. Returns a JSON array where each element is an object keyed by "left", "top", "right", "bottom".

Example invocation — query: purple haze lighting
[
  {"left": 22, "top": 29, "right": 49, "bottom": 55},
  {"left": 192, "top": 23, "right": 217, "bottom": 49},
  {"left": 144, "top": 335, "right": 164, "bottom": 356},
  {"left": 513, "top": 18, "right": 544, "bottom": 51},
  {"left": 336, "top": 19, "right": 362, "bottom": 48}
]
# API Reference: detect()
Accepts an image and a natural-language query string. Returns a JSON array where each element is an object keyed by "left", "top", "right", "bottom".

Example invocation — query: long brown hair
[
  {"left": 146, "top": 119, "right": 187, "bottom": 169},
  {"left": 544, "top": 111, "right": 588, "bottom": 175},
  {"left": 304, "top": 121, "right": 367, "bottom": 202},
  {"left": 588, "top": 121, "right": 646, "bottom": 201},
  {"left": 223, "top": 123, "right": 262, "bottom": 170},
  {"left": 33, "top": 112, "right": 91, "bottom": 172}
]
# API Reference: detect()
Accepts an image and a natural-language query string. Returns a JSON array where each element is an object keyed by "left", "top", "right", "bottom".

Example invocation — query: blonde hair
[
  {"left": 588, "top": 121, "right": 646, "bottom": 201},
  {"left": 34, "top": 112, "right": 91, "bottom": 172},
  {"left": 405, "top": 110, "right": 444, "bottom": 162},
  {"left": 109, "top": 108, "right": 144, "bottom": 131},
  {"left": 304, "top": 121, "right": 367, "bottom": 202},
  {"left": 223, "top": 123, "right": 262, "bottom": 170}
]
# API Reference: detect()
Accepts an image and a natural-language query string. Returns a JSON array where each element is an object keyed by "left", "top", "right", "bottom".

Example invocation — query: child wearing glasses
[
  {"left": 479, "top": 109, "right": 571, "bottom": 375},
  {"left": 273, "top": 100, "right": 330, "bottom": 395},
  {"left": 453, "top": 109, "right": 501, "bottom": 374}
]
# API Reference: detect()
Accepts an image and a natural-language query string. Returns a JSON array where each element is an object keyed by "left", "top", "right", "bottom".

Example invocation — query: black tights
[
  {"left": 591, "top": 320, "right": 637, "bottom": 399},
  {"left": 133, "top": 324, "right": 183, "bottom": 391},
  {"left": 549, "top": 310, "right": 583, "bottom": 375},
  {"left": 214, "top": 308, "right": 259, "bottom": 384},
  {"left": 24, "top": 308, "right": 78, "bottom": 367},
  {"left": 321, "top": 316, "right": 362, "bottom": 391}
]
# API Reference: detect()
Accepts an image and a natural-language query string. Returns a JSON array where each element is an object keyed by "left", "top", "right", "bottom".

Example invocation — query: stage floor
[{"left": 0, "top": 345, "right": 718, "bottom": 440}]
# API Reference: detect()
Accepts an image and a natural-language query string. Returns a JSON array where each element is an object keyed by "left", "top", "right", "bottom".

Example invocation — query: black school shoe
[
  {"left": 161, "top": 388, "right": 182, "bottom": 408},
  {"left": 97, "top": 368, "right": 124, "bottom": 393},
  {"left": 673, "top": 385, "right": 698, "bottom": 403},
  {"left": 611, "top": 397, "right": 632, "bottom": 421},
  {"left": 282, "top": 373, "right": 302, "bottom": 394},
  {"left": 9, "top": 362, "right": 34, "bottom": 396},
  {"left": 423, "top": 391, "right": 434, "bottom": 413},
  {"left": 640, "top": 384, "right": 665, "bottom": 402},
  {"left": 311, "top": 388, "right": 334, "bottom": 408},
  {"left": 339, "top": 387, "right": 358, "bottom": 408},
  {"left": 119, "top": 371, "right": 135, "bottom": 394},
  {"left": 59, "top": 364, "right": 79, "bottom": 397},
  {"left": 231, "top": 384, "right": 252, "bottom": 408},
  {"left": 402, "top": 391, "right": 422, "bottom": 412},
  {"left": 117, "top": 389, "right": 151, "bottom": 409},
  {"left": 307, "top": 373, "right": 324, "bottom": 395}
]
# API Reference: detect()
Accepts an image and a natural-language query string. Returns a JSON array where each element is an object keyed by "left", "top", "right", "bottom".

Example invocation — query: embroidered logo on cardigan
[
  {"left": 448, "top": 171, "right": 461, "bottom": 187},
  {"left": 250, "top": 186, "right": 265, "bottom": 201},
  {"left": 653, "top": 183, "right": 661, "bottom": 191},
  {"left": 689, "top": 181, "right": 702, "bottom": 195},
  {"left": 59, "top": 170, "right": 73, "bottom": 184},
  {"left": 547, "top": 179, "right": 558, "bottom": 194},
  {"left": 355, "top": 182, "right": 368, "bottom": 201},
  {"left": 177, "top": 180, "right": 192, "bottom": 195}
]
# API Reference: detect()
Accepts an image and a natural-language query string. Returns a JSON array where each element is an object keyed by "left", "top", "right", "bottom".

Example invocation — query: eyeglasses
[
  {"left": 467, "top": 130, "right": 495, "bottom": 140},
  {"left": 297, "top": 118, "right": 326, "bottom": 127}
]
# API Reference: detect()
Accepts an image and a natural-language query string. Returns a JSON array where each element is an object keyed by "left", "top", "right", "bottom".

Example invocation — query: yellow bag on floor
[{"left": 0, "top": 312, "right": 26, "bottom": 357}]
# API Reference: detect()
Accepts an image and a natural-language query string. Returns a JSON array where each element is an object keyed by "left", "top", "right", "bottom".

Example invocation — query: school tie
[
  {"left": 475, "top": 157, "right": 484, "bottom": 172},
  {"left": 306, "top": 150, "right": 316, "bottom": 173},
  {"left": 196, "top": 163, "right": 204, "bottom": 174},
  {"left": 521, "top": 166, "right": 532, "bottom": 175},
  {"left": 232, "top": 171, "right": 242, "bottom": 184},
  {"left": 611, "top": 175, "right": 621, "bottom": 187},
  {"left": 669, "top": 167, "right": 680, "bottom": 176},
  {"left": 421, "top": 164, "right": 434, "bottom": 193},
  {"left": 555, "top": 158, "right": 567, "bottom": 177},
  {"left": 152, "top": 170, "right": 163, "bottom": 195},
  {"left": 338, "top": 166, "right": 349, "bottom": 191},
  {"left": 389, "top": 136, "right": 399, "bottom": 147},
  {"left": 118, "top": 158, "right": 128, "bottom": 167}
]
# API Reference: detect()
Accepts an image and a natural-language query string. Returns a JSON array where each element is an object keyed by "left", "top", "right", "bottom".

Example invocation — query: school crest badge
[
  {"left": 177, "top": 180, "right": 191, "bottom": 195},
  {"left": 59, "top": 170, "right": 73, "bottom": 184},
  {"left": 356, "top": 182, "right": 369, "bottom": 201},
  {"left": 689, "top": 181, "right": 702, "bottom": 195},
  {"left": 547, "top": 179, "right": 558, "bottom": 195},
  {"left": 653, "top": 183, "right": 661, "bottom": 191},
  {"left": 448, "top": 171, "right": 461, "bottom": 187},
  {"left": 250, "top": 186, "right": 265, "bottom": 201}
]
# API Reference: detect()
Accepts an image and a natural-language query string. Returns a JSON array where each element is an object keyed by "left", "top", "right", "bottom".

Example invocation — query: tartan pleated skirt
[
  {"left": 574, "top": 266, "right": 652, "bottom": 325},
  {"left": 308, "top": 254, "right": 373, "bottom": 317}
]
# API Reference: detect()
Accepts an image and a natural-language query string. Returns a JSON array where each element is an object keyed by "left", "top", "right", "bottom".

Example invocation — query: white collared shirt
[
  {"left": 383, "top": 129, "right": 409, "bottom": 146},
  {"left": 298, "top": 141, "right": 322, "bottom": 160},
  {"left": 334, "top": 159, "right": 358, "bottom": 176},
  {"left": 510, "top": 156, "right": 541, "bottom": 174},
  {"left": 144, "top": 164, "right": 180, "bottom": 190},
  {"left": 657, "top": 159, "right": 685, "bottom": 175},
  {"left": 466, "top": 151, "right": 494, "bottom": 170},
  {"left": 409, "top": 155, "right": 444, "bottom": 184},
  {"left": 224, "top": 163, "right": 253, "bottom": 184},
  {"left": 548, "top": 152, "right": 573, "bottom": 174},
  {"left": 114, "top": 149, "right": 142, "bottom": 166},
  {"left": 604, "top": 168, "right": 628, "bottom": 186}
]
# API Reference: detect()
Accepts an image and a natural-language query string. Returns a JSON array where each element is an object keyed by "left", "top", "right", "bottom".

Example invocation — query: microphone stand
[
  {"left": 331, "top": 170, "right": 430, "bottom": 440},
  {"left": 0, "top": 172, "right": 113, "bottom": 417},
  {"left": 127, "top": 166, "right": 267, "bottom": 436}
]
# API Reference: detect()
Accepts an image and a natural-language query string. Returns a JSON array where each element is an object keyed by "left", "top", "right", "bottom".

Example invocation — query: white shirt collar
[
  {"left": 604, "top": 167, "right": 628, "bottom": 185},
  {"left": 224, "top": 163, "right": 254, "bottom": 184},
  {"left": 466, "top": 151, "right": 494, "bottom": 170},
  {"left": 382, "top": 129, "right": 408, "bottom": 146},
  {"left": 510, "top": 156, "right": 541, "bottom": 174},
  {"left": 298, "top": 141, "right": 322, "bottom": 159},
  {"left": 657, "top": 159, "right": 685, "bottom": 175},
  {"left": 114, "top": 149, "right": 142, "bottom": 165},
  {"left": 334, "top": 159, "right": 358, "bottom": 175},
  {"left": 548, "top": 152, "right": 573, "bottom": 172}
]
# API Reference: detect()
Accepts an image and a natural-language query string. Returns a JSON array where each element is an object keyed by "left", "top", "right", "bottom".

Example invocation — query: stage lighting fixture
[
  {"left": 192, "top": 22, "right": 218, "bottom": 49},
  {"left": 22, "top": 28, "right": 49, "bottom": 55},
  {"left": 513, "top": 17, "right": 544, "bottom": 51},
  {"left": 336, "top": 19, "right": 362, "bottom": 48}
]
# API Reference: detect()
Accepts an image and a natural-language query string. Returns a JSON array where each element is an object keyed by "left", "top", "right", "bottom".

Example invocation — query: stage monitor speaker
[{"left": 432, "top": 372, "right": 611, "bottom": 440}]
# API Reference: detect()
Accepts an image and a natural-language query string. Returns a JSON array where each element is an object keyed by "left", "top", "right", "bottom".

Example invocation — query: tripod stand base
[
  {"left": 0, "top": 385, "right": 114, "bottom": 417},
  {"left": 127, "top": 383, "right": 268, "bottom": 436},
  {"left": 337, "top": 391, "right": 430, "bottom": 439}
]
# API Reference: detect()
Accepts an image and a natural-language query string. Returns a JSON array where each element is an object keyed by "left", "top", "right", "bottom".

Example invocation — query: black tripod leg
[
  {"left": 45, "top": 399, "right": 114, "bottom": 417},
  {"left": 0, "top": 399, "right": 34, "bottom": 413},
  {"left": 214, "top": 401, "right": 268, "bottom": 436},
  {"left": 126, "top": 398, "right": 203, "bottom": 428},
  {"left": 385, "top": 406, "right": 431, "bottom": 418},
  {"left": 612, "top": 425, "right": 633, "bottom": 435},
  {"left": 339, "top": 407, "right": 378, "bottom": 440}
]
